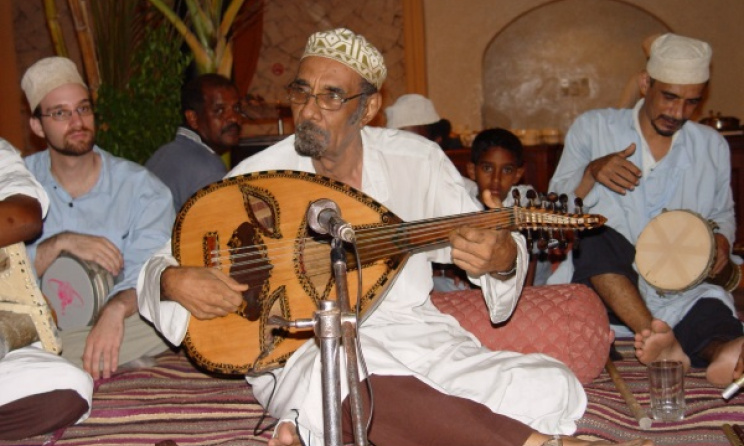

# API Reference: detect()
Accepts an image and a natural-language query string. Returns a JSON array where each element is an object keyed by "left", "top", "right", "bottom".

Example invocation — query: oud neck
[{"left": 354, "top": 208, "right": 516, "bottom": 262}]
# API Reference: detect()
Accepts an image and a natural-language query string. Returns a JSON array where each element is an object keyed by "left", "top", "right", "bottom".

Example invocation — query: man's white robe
[{"left": 138, "top": 127, "right": 586, "bottom": 444}]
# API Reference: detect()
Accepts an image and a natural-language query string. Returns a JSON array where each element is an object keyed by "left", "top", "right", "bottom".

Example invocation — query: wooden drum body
[
  {"left": 0, "top": 243, "right": 61, "bottom": 358},
  {"left": 635, "top": 209, "right": 740, "bottom": 294},
  {"left": 41, "top": 253, "right": 113, "bottom": 331}
]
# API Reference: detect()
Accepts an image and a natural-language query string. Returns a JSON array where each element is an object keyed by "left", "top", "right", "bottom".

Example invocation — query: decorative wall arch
[{"left": 481, "top": 0, "right": 670, "bottom": 135}]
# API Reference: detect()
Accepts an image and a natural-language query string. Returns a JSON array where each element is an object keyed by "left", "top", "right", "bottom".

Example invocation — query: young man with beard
[
  {"left": 146, "top": 74, "right": 243, "bottom": 211},
  {"left": 137, "top": 29, "right": 651, "bottom": 446},
  {"left": 0, "top": 138, "right": 93, "bottom": 439},
  {"left": 21, "top": 57, "right": 175, "bottom": 380},
  {"left": 549, "top": 33, "right": 743, "bottom": 386}
]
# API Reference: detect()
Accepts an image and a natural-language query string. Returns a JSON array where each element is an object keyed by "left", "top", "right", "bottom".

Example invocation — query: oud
[{"left": 173, "top": 170, "right": 605, "bottom": 375}]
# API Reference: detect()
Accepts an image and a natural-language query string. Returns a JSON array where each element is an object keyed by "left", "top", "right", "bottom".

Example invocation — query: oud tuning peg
[
  {"left": 542, "top": 192, "right": 562, "bottom": 244},
  {"left": 537, "top": 192, "right": 547, "bottom": 208},
  {"left": 556, "top": 194, "right": 570, "bottom": 243},
  {"left": 536, "top": 235, "right": 548, "bottom": 251},
  {"left": 547, "top": 238, "right": 561, "bottom": 250},
  {"left": 546, "top": 192, "right": 559, "bottom": 210},
  {"left": 525, "top": 229, "right": 534, "bottom": 251},
  {"left": 574, "top": 197, "right": 584, "bottom": 214},
  {"left": 511, "top": 188, "right": 521, "bottom": 207},
  {"left": 526, "top": 189, "right": 537, "bottom": 207},
  {"left": 569, "top": 197, "right": 585, "bottom": 252}
]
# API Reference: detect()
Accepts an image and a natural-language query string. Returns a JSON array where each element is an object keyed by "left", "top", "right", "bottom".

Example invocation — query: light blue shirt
[
  {"left": 25, "top": 146, "right": 175, "bottom": 298},
  {"left": 549, "top": 100, "right": 736, "bottom": 327}
]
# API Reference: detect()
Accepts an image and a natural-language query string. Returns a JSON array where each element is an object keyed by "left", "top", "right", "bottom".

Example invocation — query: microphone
[
  {"left": 722, "top": 375, "right": 744, "bottom": 400},
  {"left": 306, "top": 199, "right": 356, "bottom": 243}
]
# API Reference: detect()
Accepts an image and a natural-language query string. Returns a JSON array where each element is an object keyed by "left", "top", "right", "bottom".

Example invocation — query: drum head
[
  {"left": 41, "top": 256, "right": 108, "bottom": 331},
  {"left": 635, "top": 210, "right": 714, "bottom": 293}
]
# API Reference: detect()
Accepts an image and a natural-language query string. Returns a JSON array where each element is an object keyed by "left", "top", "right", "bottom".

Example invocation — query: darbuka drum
[
  {"left": 41, "top": 253, "right": 113, "bottom": 330},
  {"left": 635, "top": 209, "right": 741, "bottom": 294},
  {"left": 0, "top": 243, "right": 61, "bottom": 358}
]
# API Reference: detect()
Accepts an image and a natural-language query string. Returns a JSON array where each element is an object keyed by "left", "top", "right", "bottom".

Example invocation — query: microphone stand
[
  {"left": 269, "top": 238, "right": 368, "bottom": 446},
  {"left": 328, "top": 238, "right": 368, "bottom": 446}
]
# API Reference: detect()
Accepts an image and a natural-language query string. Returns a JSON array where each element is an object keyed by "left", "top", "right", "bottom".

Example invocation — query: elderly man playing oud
[
  {"left": 138, "top": 28, "right": 651, "bottom": 446},
  {"left": 549, "top": 33, "right": 742, "bottom": 387}
]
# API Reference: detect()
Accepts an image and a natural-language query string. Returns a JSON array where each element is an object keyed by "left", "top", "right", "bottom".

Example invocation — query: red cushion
[{"left": 430, "top": 284, "right": 611, "bottom": 384}]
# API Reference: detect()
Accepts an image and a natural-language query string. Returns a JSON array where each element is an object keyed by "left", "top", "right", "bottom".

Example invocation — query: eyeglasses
[
  {"left": 286, "top": 85, "right": 365, "bottom": 111},
  {"left": 38, "top": 105, "right": 94, "bottom": 122}
]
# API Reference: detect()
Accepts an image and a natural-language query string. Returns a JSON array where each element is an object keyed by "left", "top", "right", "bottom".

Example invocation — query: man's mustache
[
  {"left": 296, "top": 121, "right": 326, "bottom": 136},
  {"left": 65, "top": 126, "right": 94, "bottom": 137},
  {"left": 659, "top": 115, "right": 685, "bottom": 127},
  {"left": 221, "top": 123, "right": 241, "bottom": 135}
]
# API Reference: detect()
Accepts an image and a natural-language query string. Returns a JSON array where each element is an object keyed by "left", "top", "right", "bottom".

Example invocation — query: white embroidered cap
[
  {"left": 646, "top": 33, "right": 712, "bottom": 85},
  {"left": 302, "top": 28, "right": 387, "bottom": 89},
  {"left": 21, "top": 57, "right": 87, "bottom": 111},
  {"left": 385, "top": 94, "right": 441, "bottom": 129}
]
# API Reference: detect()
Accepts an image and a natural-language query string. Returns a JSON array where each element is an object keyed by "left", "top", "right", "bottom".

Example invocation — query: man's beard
[
  {"left": 52, "top": 128, "right": 95, "bottom": 157},
  {"left": 651, "top": 115, "right": 686, "bottom": 137},
  {"left": 294, "top": 121, "right": 330, "bottom": 158}
]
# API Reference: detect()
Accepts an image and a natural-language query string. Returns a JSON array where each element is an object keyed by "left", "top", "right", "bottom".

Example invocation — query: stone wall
[{"left": 425, "top": 0, "right": 744, "bottom": 135}]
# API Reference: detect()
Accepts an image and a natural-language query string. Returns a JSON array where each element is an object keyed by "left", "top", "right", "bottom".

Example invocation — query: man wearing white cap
[
  {"left": 385, "top": 93, "right": 460, "bottom": 149},
  {"left": 385, "top": 93, "right": 440, "bottom": 136},
  {"left": 0, "top": 138, "right": 93, "bottom": 439},
  {"left": 550, "top": 33, "right": 742, "bottom": 385},
  {"left": 138, "top": 29, "right": 650, "bottom": 446},
  {"left": 21, "top": 57, "right": 175, "bottom": 380}
]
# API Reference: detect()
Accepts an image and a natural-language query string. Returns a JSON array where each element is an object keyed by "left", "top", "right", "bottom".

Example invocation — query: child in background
[
  {"left": 466, "top": 128, "right": 532, "bottom": 207},
  {"left": 433, "top": 128, "right": 550, "bottom": 291}
]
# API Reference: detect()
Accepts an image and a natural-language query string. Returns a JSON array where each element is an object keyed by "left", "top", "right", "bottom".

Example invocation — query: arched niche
[{"left": 482, "top": 0, "right": 670, "bottom": 134}]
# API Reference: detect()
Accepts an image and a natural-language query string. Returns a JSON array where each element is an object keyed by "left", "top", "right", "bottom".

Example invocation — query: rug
[
  {"left": 577, "top": 340, "right": 744, "bottom": 446},
  {"left": 0, "top": 351, "right": 274, "bottom": 446},
  {"left": 2, "top": 342, "right": 743, "bottom": 445}
]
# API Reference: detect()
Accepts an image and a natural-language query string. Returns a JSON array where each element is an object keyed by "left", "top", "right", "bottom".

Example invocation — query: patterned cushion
[{"left": 430, "top": 284, "right": 611, "bottom": 384}]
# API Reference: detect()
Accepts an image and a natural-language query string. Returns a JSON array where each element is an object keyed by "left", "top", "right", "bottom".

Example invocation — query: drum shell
[
  {"left": 0, "top": 311, "right": 38, "bottom": 359},
  {"left": 41, "top": 253, "right": 113, "bottom": 331},
  {"left": 708, "top": 258, "right": 743, "bottom": 292},
  {"left": 635, "top": 209, "right": 740, "bottom": 294}
]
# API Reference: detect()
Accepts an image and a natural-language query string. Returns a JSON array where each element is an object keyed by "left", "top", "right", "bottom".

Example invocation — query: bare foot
[
  {"left": 634, "top": 319, "right": 690, "bottom": 371},
  {"left": 706, "top": 337, "right": 744, "bottom": 386},
  {"left": 267, "top": 421, "right": 301, "bottom": 446}
]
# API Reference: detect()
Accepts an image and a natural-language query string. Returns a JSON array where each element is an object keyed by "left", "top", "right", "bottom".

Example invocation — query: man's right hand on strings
[{"left": 160, "top": 266, "right": 247, "bottom": 320}]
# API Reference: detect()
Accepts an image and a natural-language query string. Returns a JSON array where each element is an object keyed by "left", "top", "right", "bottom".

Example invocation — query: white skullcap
[
  {"left": 385, "top": 94, "right": 440, "bottom": 129},
  {"left": 302, "top": 28, "right": 387, "bottom": 89},
  {"left": 646, "top": 33, "right": 712, "bottom": 84},
  {"left": 21, "top": 57, "right": 87, "bottom": 111}
]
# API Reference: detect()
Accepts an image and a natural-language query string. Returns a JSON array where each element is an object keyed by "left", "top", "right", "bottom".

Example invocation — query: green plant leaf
[{"left": 95, "top": 25, "right": 192, "bottom": 164}]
